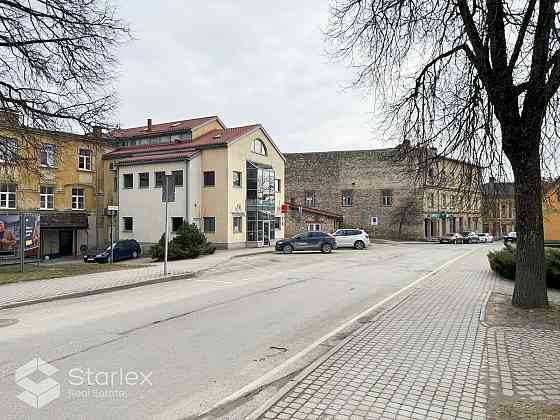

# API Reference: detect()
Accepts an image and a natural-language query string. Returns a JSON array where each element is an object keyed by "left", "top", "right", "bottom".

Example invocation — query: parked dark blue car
[{"left": 84, "top": 239, "right": 141, "bottom": 263}]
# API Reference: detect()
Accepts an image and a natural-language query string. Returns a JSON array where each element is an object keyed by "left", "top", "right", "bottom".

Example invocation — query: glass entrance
[{"left": 263, "top": 221, "right": 270, "bottom": 246}]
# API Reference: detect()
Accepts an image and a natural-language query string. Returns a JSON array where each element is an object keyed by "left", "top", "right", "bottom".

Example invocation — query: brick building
[{"left": 285, "top": 148, "right": 482, "bottom": 240}]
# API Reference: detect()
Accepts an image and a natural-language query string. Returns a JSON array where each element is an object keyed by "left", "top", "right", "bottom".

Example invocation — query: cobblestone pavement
[
  {"left": 258, "top": 249, "right": 560, "bottom": 420},
  {"left": 0, "top": 247, "right": 273, "bottom": 307}
]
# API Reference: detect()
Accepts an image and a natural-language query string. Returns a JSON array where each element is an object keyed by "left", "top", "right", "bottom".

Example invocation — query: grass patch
[{"left": 0, "top": 262, "right": 147, "bottom": 285}]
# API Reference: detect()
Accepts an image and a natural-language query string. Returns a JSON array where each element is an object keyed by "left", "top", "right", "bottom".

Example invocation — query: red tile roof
[
  {"left": 116, "top": 151, "right": 198, "bottom": 165},
  {"left": 188, "top": 125, "right": 260, "bottom": 147},
  {"left": 104, "top": 125, "right": 261, "bottom": 159},
  {"left": 111, "top": 116, "right": 218, "bottom": 139}
]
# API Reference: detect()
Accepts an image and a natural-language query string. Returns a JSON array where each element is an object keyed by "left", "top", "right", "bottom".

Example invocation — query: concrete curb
[
  {"left": 0, "top": 272, "right": 195, "bottom": 310},
  {"left": 0, "top": 249, "right": 275, "bottom": 310},
  {"left": 245, "top": 248, "right": 479, "bottom": 420},
  {"left": 245, "top": 293, "right": 414, "bottom": 420}
]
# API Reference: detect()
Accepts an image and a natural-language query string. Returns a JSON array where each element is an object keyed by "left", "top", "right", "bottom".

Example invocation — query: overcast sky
[{"left": 114, "top": 0, "right": 388, "bottom": 153}]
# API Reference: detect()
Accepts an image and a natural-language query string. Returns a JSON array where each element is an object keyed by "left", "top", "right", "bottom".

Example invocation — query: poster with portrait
[{"left": 0, "top": 213, "right": 40, "bottom": 260}]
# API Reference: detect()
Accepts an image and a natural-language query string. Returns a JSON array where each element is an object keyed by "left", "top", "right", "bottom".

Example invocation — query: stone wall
[
  {"left": 284, "top": 207, "right": 341, "bottom": 237},
  {"left": 285, "top": 149, "right": 425, "bottom": 239}
]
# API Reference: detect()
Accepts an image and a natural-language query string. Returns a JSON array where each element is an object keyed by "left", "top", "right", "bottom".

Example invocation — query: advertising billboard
[{"left": 0, "top": 213, "right": 40, "bottom": 260}]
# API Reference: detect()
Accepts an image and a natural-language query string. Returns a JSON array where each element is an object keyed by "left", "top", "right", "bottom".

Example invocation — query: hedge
[{"left": 488, "top": 245, "right": 560, "bottom": 288}]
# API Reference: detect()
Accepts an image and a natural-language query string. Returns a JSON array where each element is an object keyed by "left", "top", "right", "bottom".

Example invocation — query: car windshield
[
  {"left": 509, "top": 232, "right": 517, "bottom": 237},
  {"left": 105, "top": 242, "right": 119, "bottom": 251}
]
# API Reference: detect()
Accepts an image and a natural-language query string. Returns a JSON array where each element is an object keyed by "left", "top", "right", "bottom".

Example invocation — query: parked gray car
[{"left": 275, "top": 231, "right": 337, "bottom": 254}]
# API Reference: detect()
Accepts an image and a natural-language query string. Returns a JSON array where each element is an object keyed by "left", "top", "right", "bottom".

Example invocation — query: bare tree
[
  {"left": 391, "top": 192, "right": 424, "bottom": 239},
  {"left": 0, "top": 0, "right": 129, "bottom": 173},
  {"left": 327, "top": 0, "right": 560, "bottom": 307}
]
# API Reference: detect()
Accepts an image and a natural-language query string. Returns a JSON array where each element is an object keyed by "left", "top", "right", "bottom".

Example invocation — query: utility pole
[
  {"left": 162, "top": 173, "right": 175, "bottom": 276},
  {"left": 164, "top": 179, "right": 169, "bottom": 276}
]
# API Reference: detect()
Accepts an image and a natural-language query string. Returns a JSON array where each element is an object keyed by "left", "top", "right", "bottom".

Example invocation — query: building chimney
[{"left": 147, "top": 118, "right": 152, "bottom": 131}]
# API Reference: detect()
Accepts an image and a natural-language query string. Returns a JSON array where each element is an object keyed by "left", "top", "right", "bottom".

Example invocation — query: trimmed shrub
[
  {"left": 488, "top": 246, "right": 560, "bottom": 288},
  {"left": 151, "top": 223, "right": 216, "bottom": 261}
]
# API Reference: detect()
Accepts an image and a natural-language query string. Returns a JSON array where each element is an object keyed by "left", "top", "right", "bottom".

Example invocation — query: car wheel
[
  {"left": 132, "top": 251, "right": 138, "bottom": 259},
  {"left": 321, "top": 243, "right": 333, "bottom": 253},
  {"left": 282, "top": 244, "right": 293, "bottom": 254},
  {"left": 354, "top": 240, "right": 365, "bottom": 250}
]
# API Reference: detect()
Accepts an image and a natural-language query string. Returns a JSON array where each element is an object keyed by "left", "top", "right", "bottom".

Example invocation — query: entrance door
[
  {"left": 263, "top": 221, "right": 270, "bottom": 246},
  {"left": 59, "top": 230, "right": 73, "bottom": 256}
]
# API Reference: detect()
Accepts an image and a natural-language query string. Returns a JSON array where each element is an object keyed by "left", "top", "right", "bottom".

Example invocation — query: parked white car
[
  {"left": 477, "top": 232, "right": 494, "bottom": 243},
  {"left": 333, "top": 229, "right": 369, "bottom": 249}
]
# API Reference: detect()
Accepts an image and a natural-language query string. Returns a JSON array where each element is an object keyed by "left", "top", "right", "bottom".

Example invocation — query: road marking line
[{"left": 202, "top": 247, "right": 478, "bottom": 417}]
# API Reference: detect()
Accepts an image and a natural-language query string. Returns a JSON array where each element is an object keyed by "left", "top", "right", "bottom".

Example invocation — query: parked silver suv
[{"left": 333, "top": 229, "right": 369, "bottom": 249}]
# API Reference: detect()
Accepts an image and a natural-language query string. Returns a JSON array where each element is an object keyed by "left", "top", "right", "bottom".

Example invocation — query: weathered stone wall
[
  {"left": 284, "top": 207, "right": 341, "bottom": 237},
  {"left": 285, "top": 149, "right": 425, "bottom": 239}
]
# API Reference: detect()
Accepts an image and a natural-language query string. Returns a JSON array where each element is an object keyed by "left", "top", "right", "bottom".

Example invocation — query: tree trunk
[{"left": 510, "top": 144, "right": 548, "bottom": 308}]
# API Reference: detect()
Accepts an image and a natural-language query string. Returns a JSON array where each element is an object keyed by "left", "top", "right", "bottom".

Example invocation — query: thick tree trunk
[{"left": 510, "top": 145, "right": 548, "bottom": 308}]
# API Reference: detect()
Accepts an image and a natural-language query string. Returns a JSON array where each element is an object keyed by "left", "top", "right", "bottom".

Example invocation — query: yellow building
[
  {"left": 104, "top": 116, "right": 286, "bottom": 249},
  {"left": 544, "top": 184, "right": 560, "bottom": 241},
  {"left": 0, "top": 112, "right": 113, "bottom": 256}
]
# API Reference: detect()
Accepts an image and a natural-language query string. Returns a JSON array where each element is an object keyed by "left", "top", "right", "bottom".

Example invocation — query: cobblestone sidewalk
[
  {"left": 0, "top": 247, "right": 273, "bottom": 308},
  {"left": 256, "top": 250, "right": 560, "bottom": 420}
]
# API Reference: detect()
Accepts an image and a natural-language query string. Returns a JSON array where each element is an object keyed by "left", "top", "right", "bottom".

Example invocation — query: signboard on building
[
  {"left": 371, "top": 216, "right": 379, "bottom": 226},
  {"left": 162, "top": 175, "right": 176, "bottom": 203}
]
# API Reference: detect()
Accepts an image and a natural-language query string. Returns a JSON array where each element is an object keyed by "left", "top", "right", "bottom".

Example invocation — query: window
[
  {"left": 0, "top": 184, "right": 16, "bottom": 209},
  {"left": 275, "top": 217, "right": 281, "bottom": 230},
  {"left": 123, "top": 217, "right": 133, "bottom": 232},
  {"left": 113, "top": 177, "right": 118, "bottom": 192},
  {"left": 109, "top": 161, "right": 117, "bottom": 171},
  {"left": 172, "top": 217, "right": 184, "bottom": 232},
  {"left": 40, "top": 144, "right": 56, "bottom": 167},
  {"left": 40, "top": 186, "right": 54, "bottom": 210},
  {"left": 203, "top": 217, "right": 216, "bottom": 233},
  {"left": 233, "top": 171, "right": 242, "bottom": 188},
  {"left": 382, "top": 190, "right": 393, "bottom": 207},
  {"left": 442, "top": 194, "right": 447, "bottom": 208},
  {"left": 428, "top": 193, "right": 435, "bottom": 208},
  {"left": 233, "top": 216, "right": 242, "bottom": 233},
  {"left": 304, "top": 190, "right": 316, "bottom": 207},
  {"left": 123, "top": 174, "right": 133, "bottom": 189},
  {"left": 79, "top": 149, "right": 92, "bottom": 171},
  {"left": 251, "top": 139, "right": 267, "bottom": 156},
  {"left": 72, "top": 188, "right": 85, "bottom": 210},
  {"left": 342, "top": 190, "right": 353, "bottom": 207},
  {"left": 173, "top": 170, "right": 183, "bottom": 187},
  {"left": 275, "top": 179, "right": 281, "bottom": 193},
  {"left": 138, "top": 172, "right": 149, "bottom": 188},
  {"left": 204, "top": 171, "right": 215, "bottom": 187},
  {"left": 307, "top": 223, "right": 321, "bottom": 232},
  {"left": 0, "top": 138, "right": 17, "bottom": 162},
  {"left": 155, "top": 171, "right": 165, "bottom": 188}
]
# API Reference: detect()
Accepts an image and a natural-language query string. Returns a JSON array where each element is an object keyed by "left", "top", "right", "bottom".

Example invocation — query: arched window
[{"left": 252, "top": 139, "right": 267, "bottom": 156}]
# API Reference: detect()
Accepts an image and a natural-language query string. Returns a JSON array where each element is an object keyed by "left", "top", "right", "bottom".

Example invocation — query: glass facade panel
[{"left": 246, "top": 161, "right": 275, "bottom": 243}]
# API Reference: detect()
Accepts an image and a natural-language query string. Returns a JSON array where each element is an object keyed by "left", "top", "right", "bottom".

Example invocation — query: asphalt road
[{"left": 0, "top": 241, "right": 493, "bottom": 420}]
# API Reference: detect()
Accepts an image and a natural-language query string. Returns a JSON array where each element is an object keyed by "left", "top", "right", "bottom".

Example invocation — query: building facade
[
  {"left": 481, "top": 182, "right": 516, "bottom": 238},
  {"left": 284, "top": 204, "right": 343, "bottom": 237},
  {"left": 104, "top": 117, "right": 285, "bottom": 249},
  {"left": 0, "top": 112, "right": 113, "bottom": 257},
  {"left": 285, "top": 148, "right": 482, "bottom": 240}
]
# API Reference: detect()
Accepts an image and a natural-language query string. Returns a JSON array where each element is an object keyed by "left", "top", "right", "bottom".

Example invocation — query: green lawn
[{"left": 0, "top": 262, "right": 147, "bottom": 285}]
